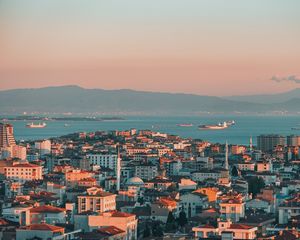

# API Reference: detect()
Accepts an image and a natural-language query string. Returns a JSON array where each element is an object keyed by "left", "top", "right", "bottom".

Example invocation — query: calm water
[{"left": 8, "top": 116, "right": 300, "bottom": 145}]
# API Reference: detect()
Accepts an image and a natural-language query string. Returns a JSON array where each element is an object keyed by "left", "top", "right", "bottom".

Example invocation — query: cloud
[{"left": 271, "top": 75, "right": 300, "bottom": 84}]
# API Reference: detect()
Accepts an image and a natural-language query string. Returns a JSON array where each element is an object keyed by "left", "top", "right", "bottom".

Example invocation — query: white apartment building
[
  {"left": 134, "top": 163, "right": 158, "bottom": 181},
  {"left": 87, "top": 153, "right": 118, "bottom": 172}
]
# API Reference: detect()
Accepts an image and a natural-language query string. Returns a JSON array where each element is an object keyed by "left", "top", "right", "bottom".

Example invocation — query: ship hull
[
  {"left": 199, "top": 126, "right": 228, "bottom": 130},
  {"left": 26, "top": 122, "right": 47, "bottom": 128}
]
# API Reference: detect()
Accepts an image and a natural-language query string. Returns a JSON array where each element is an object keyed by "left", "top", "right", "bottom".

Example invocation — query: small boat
[
  {"left": 176, "top": 123, "right": 193, "bottom": 127},
  {"left": 26, "top": 122, "right": 47, "bottom": 128},
  {"left": 64, "top": 123, "right": 70, "bottom": 127}
]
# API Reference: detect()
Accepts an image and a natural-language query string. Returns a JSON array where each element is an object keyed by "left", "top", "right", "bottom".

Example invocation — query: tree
[
  {"left": 152, "top": 222, "right": 164, "bottom": 237},
  {"left": 165, "top": 211, "right": 176, "bottom": 231},
  {"left": 177, "top": 210, "right": 188, "bottom": 228},
  {"left": 167, "top": 183, "right": 177, "bottom": 192},
  {"left": 231, "top": 165, "right": 239, "bottom": 177},
  {"left": 143, "top": 224, "right": 151, "bottom": 238},
  {"left": 248, "top": 176, "right": 265, "bottom": 197},
  {"left": 137, "top": 197, "right": 144, "bottom": 205}
]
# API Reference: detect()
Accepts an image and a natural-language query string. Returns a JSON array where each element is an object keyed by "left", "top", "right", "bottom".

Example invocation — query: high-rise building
[
  {"left": 257, "top": 134, "right": 285, "bottom": 152},
  {"left": 0, "top": 123, "right": 16, "bottom": 148},
  {"left": 287, "top": 135, "right": 300, "bottom": 147}
]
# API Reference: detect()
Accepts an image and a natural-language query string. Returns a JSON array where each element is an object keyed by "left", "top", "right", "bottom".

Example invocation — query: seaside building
[
  {"left": 287, "top": 135, "right": 300, "bottom": 147},
  {"left": 257, "top": 134, "right": 285, "bottom": 152}
]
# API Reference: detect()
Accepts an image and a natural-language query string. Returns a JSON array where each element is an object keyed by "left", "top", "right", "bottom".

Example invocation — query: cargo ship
[
  {"left": 199, "top": 122, "right": 228, "bottom": 130},
  {"left": 26, "top": 122, "right": 47, "bottom": 128}
]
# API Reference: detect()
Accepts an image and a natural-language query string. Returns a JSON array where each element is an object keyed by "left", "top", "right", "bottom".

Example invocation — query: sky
[{"left": 0, "top": 0, "right": 300, "bottom": 96}]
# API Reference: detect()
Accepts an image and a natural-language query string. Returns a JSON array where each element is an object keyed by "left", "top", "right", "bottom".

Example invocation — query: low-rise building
[
  {"left": 78, "top": 187, "right": 116, "bottom": 214},
  {"left": 75, "top": 211, "right": 137, "bottom": 240},
  {"left": 4, "top": 162, "right": 43, "bottom": 183}
]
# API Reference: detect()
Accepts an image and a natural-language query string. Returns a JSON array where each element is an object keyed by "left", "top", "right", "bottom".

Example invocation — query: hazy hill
[
  {"left": 0, "top": 85, "right": 299, "bottom": 115},
  {"left": 224, "top": 88, "right": 300, "bottom": 104}
]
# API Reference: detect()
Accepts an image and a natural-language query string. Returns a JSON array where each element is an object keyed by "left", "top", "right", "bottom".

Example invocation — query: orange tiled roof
[
  {"left": 10, "top": 163, "right": 40, "bottom": 168},
  {"left": 30, "top": 205, "right": 65, "bottom": 213},
  {"left": 97, "top": 226, "right": 125, "bottom": 235},
  {"left": 110, "top": 211, "right": 135, "bottom": 218},
  {"left": 0, "top": 218, "right": 9, "bottom": 226},
  {"left": 157, "top": 197, "right": 177, "bottom": 208},
  {"left": 19, "top": 223, "right": 64, "bottom": 232},
  {"left": 228, "top": 224, "right": 254, "bottom": 230}
]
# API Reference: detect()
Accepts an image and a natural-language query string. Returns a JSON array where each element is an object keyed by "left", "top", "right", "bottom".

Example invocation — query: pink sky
[{"left": 1, "top": 0, "right": 299, "bottom": 96}]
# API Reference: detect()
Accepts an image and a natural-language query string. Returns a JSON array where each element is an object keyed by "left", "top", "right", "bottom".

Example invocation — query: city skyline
[
  {"left": 1, "top": 2, "right": 300, "bottom": 240},
  {"left": 1, "top": 0, "right": 300, "bottom": 96}
]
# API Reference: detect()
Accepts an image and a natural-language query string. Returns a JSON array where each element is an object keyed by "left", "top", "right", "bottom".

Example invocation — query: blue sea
[{"left": 8, "top": 116, "right": 300, "bottom": 145}]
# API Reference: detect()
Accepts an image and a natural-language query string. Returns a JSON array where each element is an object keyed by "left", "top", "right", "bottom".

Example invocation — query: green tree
[
  {"left": 167, "top": 183, "right": 177, "bottom": 192},
  {"left": 143, "top": 224, "right": 151, "bottom": 238},
  {"left": 165, "top": 211, "right": 176, "bottom": 231},
  {"left": 248, "top": 176, "right": 265, "bottom": 197},
  {"left": 152, "top": 223, "right": 164, "bottom": 237},
  {"left": 177, "top": 210, "right": 188, "bottom": 228},
  {"left": 231, "top": 165, "right": 239, "bottom": 177}
]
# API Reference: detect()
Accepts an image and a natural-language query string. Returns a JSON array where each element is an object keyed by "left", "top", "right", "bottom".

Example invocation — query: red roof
[
  {"left": 19, "top": 223, "right": 64, "bottom": 232},
  {"left": 30, "top": 205, "right": 65, "bottom": 213},
  {"left": 228, "top": 224, "right": 254, "bottom": 230},
  {"left": 157, "top": 197, "right": 177, "bottom": 208},
  {"left": 97, "top": 226, "right": 125, "bottom": 235},
  {"left": 110, "top": 211, "right": 135, "bottom": 218},
  {"left": 10, "top": 163, "right": 40, "bottom": 168},
  {"left": 101, "top": 210, "right": 135, "bottom": 218},
  {"left": 0, "top": 218, "right": 9, "bottom": 226},
  {"left": 200, "top": 224, "right": 216, "bottom": 229}
]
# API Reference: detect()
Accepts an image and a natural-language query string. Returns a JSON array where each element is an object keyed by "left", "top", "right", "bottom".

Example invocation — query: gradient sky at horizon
[{"left": 1, "top": 0, "right": 300, "bottom": 96}]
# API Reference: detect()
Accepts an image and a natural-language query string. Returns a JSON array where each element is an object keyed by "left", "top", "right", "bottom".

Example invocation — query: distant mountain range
[
  {"left": 0, "top": 85, "right": 299, "bottom": 115},
  {"left": 224, "top": 88, "right": 300, "bottom": 104}
]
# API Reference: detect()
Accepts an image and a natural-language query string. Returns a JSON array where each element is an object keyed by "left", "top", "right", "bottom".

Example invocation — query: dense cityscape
[
  {"left": 2, "top": 0, "right": 300, "bottom": 239},
  {"left": 0, "top": 122, "right": 300, "bottom": 240}
]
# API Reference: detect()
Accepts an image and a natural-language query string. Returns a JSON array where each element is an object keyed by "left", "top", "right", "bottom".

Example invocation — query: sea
[{"left": 7, "top": 115, "right": 300, "bottom": 145}]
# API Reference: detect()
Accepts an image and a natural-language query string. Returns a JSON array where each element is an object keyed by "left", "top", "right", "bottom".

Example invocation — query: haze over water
[{"left": 11, "top": 115, "right": 300, "bottom": 145}]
